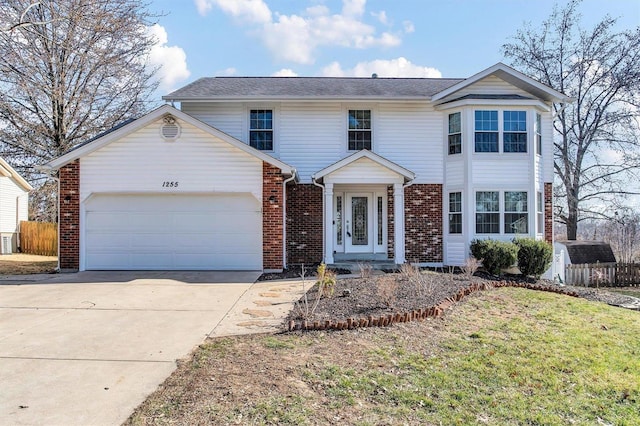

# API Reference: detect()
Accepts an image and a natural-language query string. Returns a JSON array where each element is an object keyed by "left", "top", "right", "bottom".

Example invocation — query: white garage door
[{"left": 84, "top": 194, "right": 262, "bottom": 270}]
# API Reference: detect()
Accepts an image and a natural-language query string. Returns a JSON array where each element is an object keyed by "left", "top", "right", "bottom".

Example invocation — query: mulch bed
[
  {"left": 258, "top": 264, "right": 351, "bottom": 281},
  {"left": 286, "top": 271, "right": 637, "bottom": 332}
]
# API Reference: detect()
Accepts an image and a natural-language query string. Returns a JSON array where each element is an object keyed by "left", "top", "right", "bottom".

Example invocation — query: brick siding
[
  {"left": 286, "top": 184, "right": 323, "bottom": 265},
  {"left": 59, "top": 160, "right": 80, "bottom": 270},
  {"left": 544, "top": 182, "right": 553, "bottom": 244},
  {"left": 404, "top": 184, "right": 443, "bottom": 263},
  {"left": 263, "top": 163, "right": 284, "bottom": 270}
]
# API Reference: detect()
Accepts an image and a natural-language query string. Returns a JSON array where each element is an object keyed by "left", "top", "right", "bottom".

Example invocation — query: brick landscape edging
[{"left": 287, "top": 281, "right": 580, "bottom": 332}]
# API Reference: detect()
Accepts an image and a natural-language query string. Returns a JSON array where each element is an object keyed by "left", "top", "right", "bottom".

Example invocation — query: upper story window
[
  {"left": 474, "top": 110, "right": 499, "bottom": 152},
  {"left": 448, "top": 112, "right": 462, "bottom": 155},
  {"left": 348, "top": 109, "right": 371, "bottom": 150},
  {"left": 249, "top": 109, "right": 273, "bottom": 151},
  {"left": 449, "top": 192, "right": 462, "bottom": 234},
  {"left": 503, "top": 111, "right": 527, "bottom": 153},
  {"left": 535, "top": 113, "right": 542, "bottom": 155}
]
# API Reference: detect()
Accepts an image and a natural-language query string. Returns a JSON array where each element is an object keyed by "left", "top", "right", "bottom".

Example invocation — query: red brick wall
[
  {"left": 404, "top": 184, "right": 443, "bottom": 263},
  {"left": 286, "top": 184, "right": 323, "bottom": 265},
  {"left": 544, "top": 182, "right": 553, "bottom": 244},
  {"left": 59, "top": 160, "right": 80, "bottom": 270},
  {"left": 387, "top": 185, "right": 394, "bottom": 259},
  {"left": 263, "top": 163, "right": 284, "bottom": 270}
]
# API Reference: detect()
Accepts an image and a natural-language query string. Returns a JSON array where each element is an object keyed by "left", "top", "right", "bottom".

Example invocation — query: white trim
[
  {"left": 313, "top": 150, "right": 415, "bottom": 182},
  {"left": 0, "top": 158, "right": 33, "bottom": 191},
  {"left": 432, "top": 63, "right": 573, "bottom": 103},
  {"left": 435, "top": 98, "right": 551, "bottom": 111},
  {"left": 42, "top": 104, "right": 297, "bottom": 176}
]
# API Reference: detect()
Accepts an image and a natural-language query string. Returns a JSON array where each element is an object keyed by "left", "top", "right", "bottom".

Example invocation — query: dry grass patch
[
  {"left": 126, "top": 288, "right": 640, "bottom": 426},
  {"left": 0, "top": 254, "right": 57, "bottom": 275}
]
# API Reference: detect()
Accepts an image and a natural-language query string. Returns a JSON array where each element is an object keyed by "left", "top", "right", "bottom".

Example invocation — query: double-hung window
[
  {"left": 504, "top": 191, "right": 528, "bottom": 233},
  {"left": 449, "top": 192, "right": 462, "bottom": 234},
  {"left": 535, "top": 113, "right": 542, "bottom": 155},
  {"left": 537, "top": 191, "right": 544, "bottom": 233},
  {"left": 348, "top": 110, "right": 372, "bottom": 150},
  {"left": 503, "top": 111, "right": 527, "bottom": 152},
  {"left": 474, "top": 111, "right": 499, "bottom": 152},
  {"left": 249, "top": 109, "right": 273, "bottom": 151},
  {"left": 475, "top": 191, "right": 499, "bottom": 233},
  {"left": 448, "top": 112, "right": 462, "bottom": 154}
]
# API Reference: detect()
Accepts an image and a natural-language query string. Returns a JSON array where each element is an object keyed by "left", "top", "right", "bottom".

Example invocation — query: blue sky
[{"left": 146, "top": 0, "right": 639, "bottom": 94}]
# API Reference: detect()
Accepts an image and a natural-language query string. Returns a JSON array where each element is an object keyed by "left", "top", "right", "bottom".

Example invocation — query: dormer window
[
  {"left": 348, "top": 110, "right": 371, "bottom": 150},
  {"left": 249, "top": 109, "right": 273, "bottom": 151}
]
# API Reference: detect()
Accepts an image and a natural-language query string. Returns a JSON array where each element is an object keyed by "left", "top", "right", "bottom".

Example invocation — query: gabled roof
[
  {"left": 163, "top": 77, "right": 464, "bottom": 101},
  {"left": 41, "top": 105, "right": 297, "bottom": 177},
  {"left": 558, "top": 241, "right": 617, "bottom": 264},
  {"left": 432, "top": 63, "right": 573, "bottom": 103},
  {"left": 0, "top": 157, "right": 33, "bottom": 191},
  {"left": 313, "top": 150, "right": 415, "bottom": 183}
]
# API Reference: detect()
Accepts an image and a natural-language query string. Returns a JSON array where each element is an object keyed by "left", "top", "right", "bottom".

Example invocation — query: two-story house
[{"left": 44, "top": 63, "right": 570, "bottom": 272}]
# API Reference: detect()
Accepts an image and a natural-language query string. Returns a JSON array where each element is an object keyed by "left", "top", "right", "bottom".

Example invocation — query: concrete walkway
[{"left": 0, "top": 271, "right": 304, "bottom": 426}]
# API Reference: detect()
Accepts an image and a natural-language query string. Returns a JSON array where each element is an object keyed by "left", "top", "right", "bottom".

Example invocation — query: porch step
[{"left": 329, "top": 261, "right": 398, "bottom": 273}]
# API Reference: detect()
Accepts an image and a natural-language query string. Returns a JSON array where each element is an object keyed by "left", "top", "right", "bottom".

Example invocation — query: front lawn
[{"left": 127, "top": 287, "right": 640, "bottom": 425}]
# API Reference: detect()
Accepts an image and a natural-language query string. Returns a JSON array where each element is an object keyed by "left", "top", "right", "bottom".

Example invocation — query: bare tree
[
  {"left": 502, "top": 0, "right": 640, "bottom": 240},
  {"left": 0, "top": 0, "right": 159, "bottom": 221}
]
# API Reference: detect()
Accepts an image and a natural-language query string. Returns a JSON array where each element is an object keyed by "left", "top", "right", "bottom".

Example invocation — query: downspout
[
  {"left": 312, "top": 177, "right": 325, "bottom": 264},
  {"left": 281, "top": 171, "right": 296, "bottom": 270},
  {"left": 400, "top": 178, "right": 415, "bottom": 265}
]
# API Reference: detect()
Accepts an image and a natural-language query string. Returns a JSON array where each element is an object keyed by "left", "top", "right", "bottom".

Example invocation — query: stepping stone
[
  {"left": 242, "top": 308, "right": 274, "bottom": 318},
  {"left": 259, "top": 292, "right": 281, "bottom": 298},
  {"left": 236, "top": 320, "right": 269, "bottom": 327},
  {"left": 253, "top": 300, "right": 273, "bottom": 306}
]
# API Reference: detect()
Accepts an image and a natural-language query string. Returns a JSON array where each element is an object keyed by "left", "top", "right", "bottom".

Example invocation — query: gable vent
[{"left": 160, "top": 115, "right": 181, "bottom": 140}]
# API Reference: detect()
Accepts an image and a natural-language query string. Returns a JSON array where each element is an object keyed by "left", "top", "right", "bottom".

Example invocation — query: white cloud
[
  {"left": 320, "top": 57, "right": 442, "bottom": 78},
  {"left": 147, "top": 24, "right": 190, "bottom": 91},
  {"left": 194, "top": 0, "right": 271, "bottom": 23},
  {"left": 216, "top": 67, "right": 237, "bottom": 76},
  {"left": 371, "top": 10, "right": 389, "bottom": 25},
  {"left": 200, "top": 0, "right": 404, "bottom": 65},
  {"left": 271, "top": 68, "right": 298, "bottom": 77},
  {"left": 403, "top": 20, "right": 415, "bottom": 33},
  {"left": 342, "top": 0, "right": 366, "bottom": 17}
]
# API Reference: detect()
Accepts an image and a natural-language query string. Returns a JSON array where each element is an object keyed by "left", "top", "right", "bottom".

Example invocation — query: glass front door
[{"left": 345, "top": 193, "right": 374, "bottom": 253}]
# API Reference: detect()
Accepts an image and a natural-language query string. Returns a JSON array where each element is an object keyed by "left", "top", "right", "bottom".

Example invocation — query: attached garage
[
  {"left": 84, "top": 194, "right": 262, "bottom": 270},
  {"left": 44, "top": 105, "right": 295, "bottom": 272}
]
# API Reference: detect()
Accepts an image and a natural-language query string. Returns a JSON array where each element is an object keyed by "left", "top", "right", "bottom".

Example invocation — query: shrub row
[{"left": 470, "top": 238, "right": 553, "bottom": 278}]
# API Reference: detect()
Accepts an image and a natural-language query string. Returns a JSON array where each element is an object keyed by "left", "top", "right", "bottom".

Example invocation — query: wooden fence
[
  {"left": 19, "top": 221, "right": 57, "bottom": 256},
  {"left": 565, "top": 263, "right": 640, "bottom": 287}
]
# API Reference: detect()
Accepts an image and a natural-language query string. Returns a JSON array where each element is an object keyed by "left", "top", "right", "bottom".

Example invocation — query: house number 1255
[{"left": 162, "top": 181, "right": 179, "bottom": 188}]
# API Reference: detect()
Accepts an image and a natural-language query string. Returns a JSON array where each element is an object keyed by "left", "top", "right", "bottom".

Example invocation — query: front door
[{"left": 345, "top": 193, "right": 374, "bottom": 253}]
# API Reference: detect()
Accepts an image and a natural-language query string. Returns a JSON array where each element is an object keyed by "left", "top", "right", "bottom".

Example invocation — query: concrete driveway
[{"left": 0, "top": 271, "right": 260, "bottom": 426}]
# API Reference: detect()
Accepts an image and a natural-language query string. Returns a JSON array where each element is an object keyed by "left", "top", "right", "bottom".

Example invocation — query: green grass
[{"left": 127, "top": 288, "right": 640, "bottom": 425}]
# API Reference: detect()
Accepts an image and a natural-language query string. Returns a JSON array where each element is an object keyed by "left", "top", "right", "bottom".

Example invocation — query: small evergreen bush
[
  {"left": 470, "top": 239, "right": 518, "bottom": 276},
  {"left": 514, "top": 238, "right": 553, "bottom": 278}
]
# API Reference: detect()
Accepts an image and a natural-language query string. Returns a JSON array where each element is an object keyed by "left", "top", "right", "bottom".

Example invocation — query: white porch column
[
  {"left": 324, "top": 183, "right": 334, "bottom": 264},
  {"left": 393, "top": 183, "right": 405, "bottom": 264}
]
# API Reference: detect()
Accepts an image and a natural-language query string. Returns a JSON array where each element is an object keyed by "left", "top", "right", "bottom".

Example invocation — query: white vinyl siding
[
  {"left": 454, "top": 75, "right": 532, "bottom": 98},
  {"left": 180, "top": 102, "right": 244, "bottom": 140},
  {"left": 278, "top": 103, "right": 343, "bottom": 182},
  {"left": 80, "top": 118, "right": 262, "bottom": 202},
  {"left": 0, "top": 176, "right": 29, "bottom": 233},
  {"left": 324, "top": 158, "right": 404, "bottom": 185},
  {"left": 376, "top": 103, "right": 443, "bottom": 183}
]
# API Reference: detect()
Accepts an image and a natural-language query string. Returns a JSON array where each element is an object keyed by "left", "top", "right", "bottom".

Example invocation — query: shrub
[
  {"left": 461, "top": 256, "right": 482, "bottom": 280},
  {"left": 514, "top": 238, "right": 553, "bottom": 279},
  {"left": 470, "top": 239, "right": 518, "bottom": 276}
]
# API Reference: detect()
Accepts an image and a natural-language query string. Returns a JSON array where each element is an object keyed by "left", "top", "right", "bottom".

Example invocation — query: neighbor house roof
[
  {"left": 163, "top": 77, "right": 464, "bottom": 101},
  {"left": 41, "top": 105, "right": 297, "bottom": 177},
  {"left": 0, "top": 157, "right": 33, "bottom": 191},
  {"left": 559, "top": 241, "right": 617, "bottom": 264}
]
